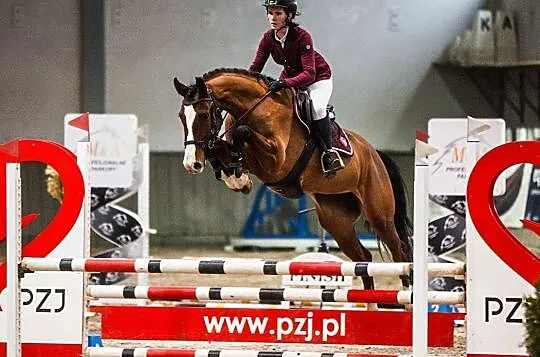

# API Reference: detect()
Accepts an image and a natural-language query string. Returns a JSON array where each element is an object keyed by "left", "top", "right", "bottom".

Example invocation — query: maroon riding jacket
[{"left": 249, "top": 26, "right": 332, "bottom": 88}]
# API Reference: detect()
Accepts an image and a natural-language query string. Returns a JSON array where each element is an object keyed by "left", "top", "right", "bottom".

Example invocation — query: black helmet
[{"left": 262, "top": 0, "right": 298, "bottom": 16}]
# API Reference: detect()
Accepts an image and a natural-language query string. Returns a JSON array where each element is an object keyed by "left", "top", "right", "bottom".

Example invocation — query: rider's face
[{"left": 267, "top": 6, "right": 288, "bottom": 30}]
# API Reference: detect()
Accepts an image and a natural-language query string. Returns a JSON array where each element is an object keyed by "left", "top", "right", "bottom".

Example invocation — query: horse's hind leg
[
  {"left": 311, "top": 193, "right": 377, "bottom": 298},
  {"left": 369, "top": 219, "right": 411, "bottom": 290},
  {"left": 360, "top": 181, "right": 411, "bottom": 290}
]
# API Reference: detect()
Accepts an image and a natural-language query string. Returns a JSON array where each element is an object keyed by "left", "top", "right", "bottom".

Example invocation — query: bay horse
[{"left": 173, "top": 68, "right": 413, "bottom": 296}]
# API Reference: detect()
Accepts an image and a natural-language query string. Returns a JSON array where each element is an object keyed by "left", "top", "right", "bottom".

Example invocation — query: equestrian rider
[{"left": 249, "top": 0, "right": 345, "bottom": 176}]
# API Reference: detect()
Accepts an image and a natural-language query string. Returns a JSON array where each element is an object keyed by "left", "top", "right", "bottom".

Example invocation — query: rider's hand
[{"left": 268, "top": 80, "right": 287, "bottom": 93}]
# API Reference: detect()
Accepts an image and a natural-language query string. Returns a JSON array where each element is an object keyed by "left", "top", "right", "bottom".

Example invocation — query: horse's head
[{"left": 174, "top": 76, "right": 223, "bottom": 174}]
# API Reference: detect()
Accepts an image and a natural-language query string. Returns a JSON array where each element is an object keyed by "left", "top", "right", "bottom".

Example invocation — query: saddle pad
[{"left": 331, "top": 121, "right": 353, "bottom": 156}]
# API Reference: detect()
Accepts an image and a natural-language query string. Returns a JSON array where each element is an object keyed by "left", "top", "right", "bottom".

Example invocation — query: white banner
[
  {"left": 64, "top": 114, "right": 138, "bottom": 188},
  {"left": 428, "top": 118, "right": 505, "bottom": 195}
]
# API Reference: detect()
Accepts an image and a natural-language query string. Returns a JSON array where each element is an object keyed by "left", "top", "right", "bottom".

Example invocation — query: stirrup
[{"left": 321, "top": 149, "right": 344, "bottom": 176}]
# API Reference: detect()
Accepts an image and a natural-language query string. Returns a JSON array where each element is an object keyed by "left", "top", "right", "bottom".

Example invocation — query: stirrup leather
[{"left": 320, "top": 148, "right": 344, "bottom": 175}]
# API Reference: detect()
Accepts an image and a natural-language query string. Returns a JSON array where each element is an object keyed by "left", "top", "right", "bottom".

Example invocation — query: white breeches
[{"left": 308, "top": 78, "right": 333, "bottom": 120}]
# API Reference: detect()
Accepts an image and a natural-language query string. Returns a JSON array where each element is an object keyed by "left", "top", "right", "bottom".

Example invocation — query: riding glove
[{"left": 268, "top": 80, "right": 287, "bottom": 93}]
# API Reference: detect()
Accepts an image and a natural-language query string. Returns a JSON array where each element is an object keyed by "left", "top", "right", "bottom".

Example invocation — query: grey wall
[
  {"left": 3, "top": 1, "right": 540, "bottom": 148},
  {"left": 502, "top": 0, "right": 540, "bottom": 60},
  {"left": 0, "top": 0, "right": 81, "bottom": 142}
]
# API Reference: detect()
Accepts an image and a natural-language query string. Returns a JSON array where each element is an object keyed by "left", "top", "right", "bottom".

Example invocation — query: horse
[{"left": 173, "top": 68, "right": 413, "bottom": 296}]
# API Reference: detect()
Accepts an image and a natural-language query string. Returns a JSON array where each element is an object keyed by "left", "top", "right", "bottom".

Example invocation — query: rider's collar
[{"left": 274, "top": 26, "right": 289, "bottom": 48}]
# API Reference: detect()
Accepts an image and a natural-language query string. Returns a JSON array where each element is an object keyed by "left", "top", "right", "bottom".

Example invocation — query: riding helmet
[{"left": 262, "top": 0, "right": 298, "bottom": 16}]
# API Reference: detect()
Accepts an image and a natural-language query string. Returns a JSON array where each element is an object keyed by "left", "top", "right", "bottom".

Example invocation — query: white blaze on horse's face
[{"left": 183, "top": 105, "right": 205, "bottom": 174}]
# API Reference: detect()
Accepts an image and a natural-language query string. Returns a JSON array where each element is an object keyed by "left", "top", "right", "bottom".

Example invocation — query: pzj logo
[
  {"left": 484, "top": 296, "right": 522, "bottom": 323},
  {"left": 22, "top": 288, "right": 66, "bottom": 313}
]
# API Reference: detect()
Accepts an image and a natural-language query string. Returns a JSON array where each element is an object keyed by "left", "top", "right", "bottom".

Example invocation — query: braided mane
[{"left": 202, "top": 67, "right": 276, "bottom": 85}]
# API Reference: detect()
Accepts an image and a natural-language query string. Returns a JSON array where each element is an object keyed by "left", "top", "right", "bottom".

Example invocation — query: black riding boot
[{"left": 313, "top": 115, "right": 344, "bottom": 176}]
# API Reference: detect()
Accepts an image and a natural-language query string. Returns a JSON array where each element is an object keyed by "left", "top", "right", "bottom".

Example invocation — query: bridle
[
  {"left": 181, "top": 88, "right": 273, "bottom": 151},
  {"left": 180, "top": 85, "right": 274, "bottom": 179},
  {"left": 180, "top": 85, "right": 270, "bottom": 179}
]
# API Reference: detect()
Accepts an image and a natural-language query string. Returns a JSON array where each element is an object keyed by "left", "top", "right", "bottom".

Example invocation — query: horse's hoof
[{"left": 241, "top": 180, "right": 253, "bottom": 194}]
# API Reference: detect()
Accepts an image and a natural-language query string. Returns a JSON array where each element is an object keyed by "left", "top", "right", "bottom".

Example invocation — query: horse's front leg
[
  {"left": 214, "top": 136, "right": 253, "bottom": 194},
  {"left": 228, "top": 126, "right": 252, "bottom": 178}
]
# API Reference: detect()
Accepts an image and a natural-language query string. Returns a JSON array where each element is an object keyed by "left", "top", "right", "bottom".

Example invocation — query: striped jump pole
[
  {"left": 21, "top": 257, "right": 465, "bottom": 277},
  {"left": 85, "top": 347, "right": 406, "bottom": 357},
  {"left": 87, "top": 285, "right": 465, "bottom": 305}
]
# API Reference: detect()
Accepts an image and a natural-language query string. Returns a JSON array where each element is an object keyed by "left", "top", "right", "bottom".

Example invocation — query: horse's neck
[{"left": 209, "top": 77, "right": 289, "bottom": 135}]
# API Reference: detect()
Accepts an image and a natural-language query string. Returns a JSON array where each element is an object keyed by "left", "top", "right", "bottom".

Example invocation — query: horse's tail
[{"left": 376, "top": 150, "right": 414, "bottom": 262}]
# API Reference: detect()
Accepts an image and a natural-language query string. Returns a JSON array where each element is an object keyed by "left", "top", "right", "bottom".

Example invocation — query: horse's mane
[
  {"left": 179, "top": 68, "right": 277, "bottom": 98},
  {"left": 202, "top": 67, "right": 276, "bottom": 86}
]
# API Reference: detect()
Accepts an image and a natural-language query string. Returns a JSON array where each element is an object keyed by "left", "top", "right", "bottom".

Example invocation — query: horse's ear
[
  {"left": 195, "top": 77, "right": 207, "bottom": 96},
  {"left": 173, "top": 77, "right": 189, "bottom": 97}
]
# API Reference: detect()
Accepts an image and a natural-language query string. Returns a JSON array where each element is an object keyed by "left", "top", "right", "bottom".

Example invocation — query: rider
[{"left": 249, "top": 0, "right": 344, "bottom": 176}]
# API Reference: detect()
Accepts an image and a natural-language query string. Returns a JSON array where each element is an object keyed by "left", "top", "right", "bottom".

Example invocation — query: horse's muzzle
[{"left": 183, "top": 146, "right": 205, "bottom": 174}]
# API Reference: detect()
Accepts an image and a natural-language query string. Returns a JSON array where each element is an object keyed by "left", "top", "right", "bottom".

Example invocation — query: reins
[{"left": 182, "top": 97, "right": 218, "bottom": 149}]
